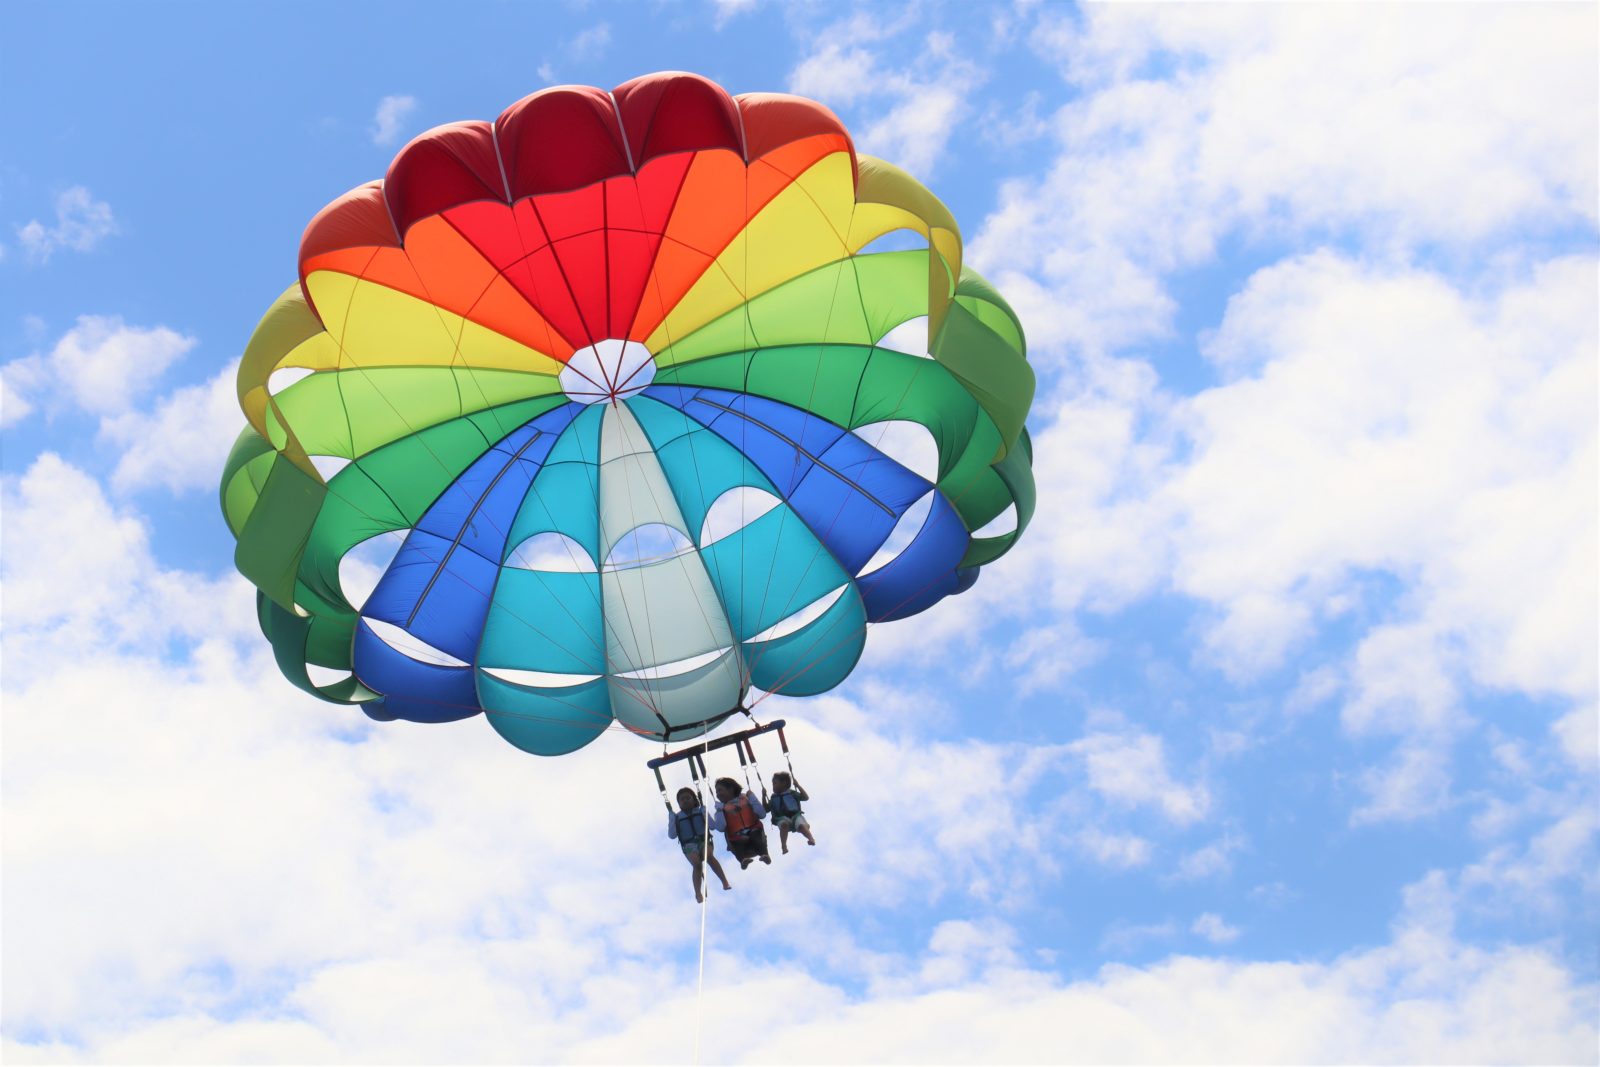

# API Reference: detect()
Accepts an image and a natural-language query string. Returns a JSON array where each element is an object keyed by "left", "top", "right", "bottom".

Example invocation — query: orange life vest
[{"left": 722, "top": 794, "right": 759, "bottom": 836}]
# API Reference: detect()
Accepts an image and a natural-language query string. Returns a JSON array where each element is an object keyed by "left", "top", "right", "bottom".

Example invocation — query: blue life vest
[
  {"left": 770, "top": 790, "right": 804, "bottom": 818},
  {"left": 673, "top": 808, "right": 707, "bottom": 841}
]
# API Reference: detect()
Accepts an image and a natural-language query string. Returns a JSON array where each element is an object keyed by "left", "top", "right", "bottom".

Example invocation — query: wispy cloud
[
  {"left": 1191, "top": 912, "right": 1241, "bottom": 944},
  {"left": 789, "top": 27, "right": 984, "bottom": 174},
  {"left": 370, "top": 94, "right": 417, "bottom": 147},
  {"left": 569, "top": 22, "right": 610, "bottom": 62},
  {"left": 1070, "top": 728, "right": 1211, "bottom": 824},
  {"left": 101, "top": 362, "right": 241, "bottom": 495},
  {"left": 15, "top": 187, "right": 116, "bottom": 262},
  {"left": 711, "top": 0, "right": 757, "bottom": 29},
  {"left": 0, "top": 315, "right": 194, "bottom": 427}
]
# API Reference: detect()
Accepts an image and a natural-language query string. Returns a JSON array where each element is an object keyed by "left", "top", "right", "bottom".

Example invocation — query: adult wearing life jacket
[
  {"left": 668, "top": 786, "right": 731, "bottom": 902},
  {"left": 712, "top": 777, "right": 771, "bottom": 869}
]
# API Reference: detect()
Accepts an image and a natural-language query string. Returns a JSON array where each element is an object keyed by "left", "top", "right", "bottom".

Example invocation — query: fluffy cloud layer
[
  {"left": 5, "top": 452, "right": 1590, "bottom": 1063},
  {"left": 100, "top": 362, "right": 243, "bottom": 494},
  {"left": 939, "top": 4, "right": 1597, "bottom": 823},
  {"left": 789, "top": 14, "right": 984, "bottom": 174},
  {"left": 1, "top": 316, "right": 194, "bottom": 428},
  {"left": 976, "top": 3, "right": 1598, "bottom": 357}
]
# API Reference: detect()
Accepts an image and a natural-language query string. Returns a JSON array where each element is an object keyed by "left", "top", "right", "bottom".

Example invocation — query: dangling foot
[
  {"left": 760, "top": 855, "right": 772, "bottom": 864},
  {"left": 807, "top": 838, "right": 816, "bottom": 846},
  {"left": 695, "top": 891, "right": 705, "bottom": 903},
  {"left": 740, "top": 859, "right": 751, "bottom": 869},
  {"left": 721, "top": 881, "right": 733, "bottom": 891},
  {"left": 782, "top": 845, "right": 789, "bottom": 854}
]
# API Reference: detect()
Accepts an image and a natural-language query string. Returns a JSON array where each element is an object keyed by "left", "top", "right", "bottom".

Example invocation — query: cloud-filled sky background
[{"left": 2, "top": 2, "right": 1596, "bottom": 1062}]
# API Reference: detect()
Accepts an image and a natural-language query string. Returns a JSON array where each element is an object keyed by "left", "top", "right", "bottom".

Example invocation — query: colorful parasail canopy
[{"left": 219, "top": 72, "right": 1036, "bottom": 755}]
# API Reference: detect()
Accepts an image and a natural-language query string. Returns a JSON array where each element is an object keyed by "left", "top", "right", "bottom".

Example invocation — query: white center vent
[{"left": 560, "top": 339, "right": 656, "bottom": 405}]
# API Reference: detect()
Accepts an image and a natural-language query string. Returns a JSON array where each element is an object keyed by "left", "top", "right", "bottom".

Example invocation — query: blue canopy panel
[
  {"left": 644, "top": 385, "right": 933, "bottom": 574},
  {"left": 857, "top": 489, "right": 970, "bottom": 621},
  {"left": 359, "top": 527, "right": 497, "bottom": 662},
  {"left": 744, "top": 581, "right": 867, "bottom": 695},
  {"left": 354, "top": 404, "right": 577, "bottom": 722},
  {"left": 508, "top": 405, "right": 605, "bottom": 560},
  {"left": 476, "top": 568, "right": 608, "bottom": 755},
  {"left": 479, "top": 673, "right": 612, "bottom": 756},
  {"left": 623, "top": 395, "right": 781, "bottom": 537},
  {"left": 352, "top": 618, "right": 478, "bottom": 723},
  {"left": 698, "top": 504, "right": 849, "bottom": 641}
]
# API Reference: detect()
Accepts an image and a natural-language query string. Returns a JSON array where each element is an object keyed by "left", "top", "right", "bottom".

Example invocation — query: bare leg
[
  {"left": 706, "top": 852, "right": 732, "bottom": 890},
  {"left": 779, "top": 825, "right": 791, "bottom": 854},
  {"left": 802, "top": 823, "right": 816, "bottom": 846},
  {"left": 683, "top": 849, "right": 705, "bottom": 902}
]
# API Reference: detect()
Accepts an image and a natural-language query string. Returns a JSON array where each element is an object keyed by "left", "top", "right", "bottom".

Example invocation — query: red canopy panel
[{"left": 296, "top": 74, "right": 858, "bottom": 336}]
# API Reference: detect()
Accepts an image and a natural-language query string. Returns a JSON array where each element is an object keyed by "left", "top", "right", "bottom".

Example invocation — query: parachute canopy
[{"left": 220, "top": 72, "right": 1036, "bottom": 755}]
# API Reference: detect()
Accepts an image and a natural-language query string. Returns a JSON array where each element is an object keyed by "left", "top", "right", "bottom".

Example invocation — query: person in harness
[
  {"left": 768, "top": 771, "right": 815, "bottom": 853},
  {"left": 712, "top": 777, "right": 771, "bottom": 869},
  {"left": 668, "top": 786, "right": 732, "bottom": 902}
]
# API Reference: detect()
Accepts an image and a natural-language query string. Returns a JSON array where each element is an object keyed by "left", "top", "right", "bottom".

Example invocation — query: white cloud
[
  {"left": 1552, "top": 705, "right": 1598, "bottom": 771},
  {"left": 789, "top": 29, "right": 984, "bottom": 174},
  {"left": 711, "top": 0, "right": 757, "bottom": 28},
  {"left": 15, "top": 187, "right": 116, "bottom": 262},
  {"left": 1003, "top": 621, "right": 1105, "bottom": 694},
  {"left": 569, "top": 22, "right": 610, "bottom": 62},
  {"left": 1069, "top": 729, "right": 1210, "bottom": 824},
  {"left": 0, "top": 315, "right": 194, "bottom": 426},
  {"left": 974, "top": 5, "right": 1597, "bottom": 359},
  {"left": 976, "top": 251, "right": 1595, "bottom": 822},
  {"left": 1459, "top": 804, "right": 1600, "bottom": 915},
  {"left": 1176, "top": 254, "right": 1597, "bottom": 692},
  {"left": 791, "top": 42, "right": 881, "bottom": 106},
  {"left": 101, "top": 361, "right": 242, "bottom": 494},
  {"left": 0, "top": 456, "right": 250, "bottom": 680},
  {"left": 1075, "top": 828, "right": 1152, "bottom": 869},
  {"left": 1174, "top": 834, "right": 1244, "bottom": 881},
  {"left": 3, "top": 450, "right": 1596, "bottom": 1065},
  {"left": 1191, "top": 912, "right": 1240, "bottom": 944},
  {"left": 370, "top": 95, "right": 417, "bottom": 147},
  {"left": 0, "top": 357, "right": 40, "bottom": 424}
]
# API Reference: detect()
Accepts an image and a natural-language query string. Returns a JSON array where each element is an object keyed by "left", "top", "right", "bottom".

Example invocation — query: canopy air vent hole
[
  {"left": 267, "top": 367, "right": 314, "bottom": 394},
  {"left": 305, "top": 664, "right": 353, "bottom": 687},
  {"left": 506, "top": 532, "right": 597, "bottom": 573},
  {"left": 852, "top": 420, "right": 940, "bottom": 482},
  {"left": 338, "top": 530, "right": 408, "bottom": 611},
  {"left": 700, "top": 486, "right": 782, "bottom": 547},
  {"left": 363, "top": 617, "right": 469, "bottom": 668},
  {"left": 856, "top": 229, "right": 929, "bottom": 256},
  {"left": 973, "top": 503, "right": 1018, "bottom": 539},
  {"left": 481, "top": 666, "right": 602, "bottom": 689},
  {"left": 859, "top": 493, "right": 934, "bottom": 577},
  {"left": 875, "top": 316, "right": 931, "bottom": 358},
  {"left": 308, "top": 455, "right": 351, "bottom": 482},
  {"left": 604, "top": 523, "right": 696, "bottom": 570},
  {"left": 613, "top": 647, "right": 731, "bottom": 681},
  {"left": 747, "top": 586, "right": 847, "bottom": 643}
]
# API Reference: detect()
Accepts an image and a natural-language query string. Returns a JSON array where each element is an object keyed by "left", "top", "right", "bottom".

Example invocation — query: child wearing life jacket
[
  {"left": 712, "top": 777, "right": 771, "bottom": 869},
  {"left": 668, "top": 786, "right": 732, "bottom": 902},
  {"left": 768, "top": 771, "right": 815, "bottom": 853}
]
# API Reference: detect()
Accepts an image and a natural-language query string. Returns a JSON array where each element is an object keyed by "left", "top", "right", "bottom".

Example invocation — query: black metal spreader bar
[{"left": 647, "top": 719, "right": 787, "bottom": 770}]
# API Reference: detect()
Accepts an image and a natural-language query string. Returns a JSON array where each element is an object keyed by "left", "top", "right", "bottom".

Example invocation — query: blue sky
[{"left": 3, "top": 2, "right": 1597, "bottom": 1062}]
